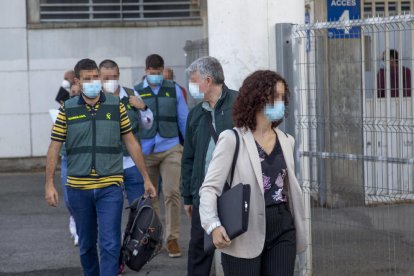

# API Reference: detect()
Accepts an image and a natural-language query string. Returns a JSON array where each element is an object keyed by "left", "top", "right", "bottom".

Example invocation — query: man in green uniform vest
[
  {"left": 134, "top": 54, "right": 188, "bottom": 258},
  {"left": 45, "top": 58, "right": 156, "bottom": 276},
  {"left": 99, "top": 59, "right": 154, "bottom": 205}
]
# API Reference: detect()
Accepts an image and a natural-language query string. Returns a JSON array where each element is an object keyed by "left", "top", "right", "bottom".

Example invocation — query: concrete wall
[
  {"left": 208, "top": 0, "right": 305, "bottom": 90},
  {"left": 0, "top": 0, "right": 31, "bottom": 158},
  {"left": 0, "top": 0, "right": 204, "bottom": 159},
  {"left": 311, "top": 0, "right": 365, "bottom": 207}
]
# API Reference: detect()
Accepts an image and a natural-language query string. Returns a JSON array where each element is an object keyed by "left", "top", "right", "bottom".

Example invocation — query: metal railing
[
  {"left": 289, "top": 15, "right": 414, "bottom": 275},
  {"left": 39, "top": 0, "right": 201, "bottom": 22}
]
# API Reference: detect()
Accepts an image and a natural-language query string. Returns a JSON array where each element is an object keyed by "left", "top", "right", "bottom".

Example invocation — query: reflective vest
[
  {"left": 135, "top": 80, "right": 178, "bottom": 139},
  {"left": 64, "top": 94, "right": 123, "bottom": 176}
]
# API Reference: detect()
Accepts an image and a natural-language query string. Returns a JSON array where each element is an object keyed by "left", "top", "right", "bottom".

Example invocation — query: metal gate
[{"left": 278, "top": 15, "right": 414, "bottom": 276}]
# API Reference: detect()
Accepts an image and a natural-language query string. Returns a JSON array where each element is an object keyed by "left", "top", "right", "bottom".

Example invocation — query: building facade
[{"left": 0, "top": 0, "right": 206, "bottom": 162}]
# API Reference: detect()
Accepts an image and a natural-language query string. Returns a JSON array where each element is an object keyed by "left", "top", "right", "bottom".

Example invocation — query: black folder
[
  {"left": 203, "top": 129, "right": 251, "bottom": 254},
  {"left": 204, "top": 183, "right": 250, "bottom": 254}
]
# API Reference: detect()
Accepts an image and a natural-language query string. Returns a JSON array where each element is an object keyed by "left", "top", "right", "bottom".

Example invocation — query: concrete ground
[
  {"left": 0, "top": 172, "right": 191, "bottom": 276},
  {"left": 1, "top": 171, "right": 414, "bottom": 276}
]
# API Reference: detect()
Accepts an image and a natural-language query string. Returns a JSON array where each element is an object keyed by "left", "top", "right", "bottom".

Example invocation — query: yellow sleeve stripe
[
  {"left": 51, "top": 109, "right": 67, "bottom": 141},
  {"left": 53, "top": 126, "right": 66, "bottom": 134},
  {"left": 119, "top": 102, "right": 132, "bottom": 135},
  {"left": 51, "top": 136, "right": 65, "bottom": 142}
]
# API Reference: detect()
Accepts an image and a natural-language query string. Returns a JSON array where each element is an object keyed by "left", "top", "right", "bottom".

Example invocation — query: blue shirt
[{"left": 140, "top": 78, "right": 188, "bottom": 154}]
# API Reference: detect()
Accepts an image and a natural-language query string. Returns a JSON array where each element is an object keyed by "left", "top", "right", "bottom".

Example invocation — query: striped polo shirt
[{"left": 51, "top": 92, "right": 132, "bottom": 189}]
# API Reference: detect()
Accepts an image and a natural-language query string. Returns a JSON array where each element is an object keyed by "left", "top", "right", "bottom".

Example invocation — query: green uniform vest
[
  {"left": 135, "top": 80, "right": 178, "bottom": 139},
  {"left": 64, "top": 94, "right": 123, "bottom": 176},
  {"left": 121, "top": 87, "right": 141, "bottom": 156}
]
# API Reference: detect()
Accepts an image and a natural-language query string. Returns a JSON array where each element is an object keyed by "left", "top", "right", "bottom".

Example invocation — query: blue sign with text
[{"left": 327, "top": 0, "right": 361, "bottom": 39}]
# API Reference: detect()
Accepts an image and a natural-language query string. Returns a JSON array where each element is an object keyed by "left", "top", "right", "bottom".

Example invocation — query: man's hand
[
  {"left": 184, "top": 204, "right": 193, "bottom": 219},
  {"left": 144, "top": 179, "right": 157, "bottom": 198},
  {"left": 212, "top": 226, "right": 231, "bottom": 249},
  {"left": 45, "top": 183, "right": 59, "bottom": 207},
  {"left": 45, "top": 140, "right": 62, "bottom": 207},
  {"left": 129, "top": 96, "right": 146, "bottom": 110}
]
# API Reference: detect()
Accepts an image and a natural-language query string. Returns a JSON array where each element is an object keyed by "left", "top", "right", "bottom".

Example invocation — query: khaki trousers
[{"left": 144, "top": 144, "right": 182, "bottom": 241}]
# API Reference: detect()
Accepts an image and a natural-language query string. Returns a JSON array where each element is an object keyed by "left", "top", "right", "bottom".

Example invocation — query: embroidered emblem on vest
[{"left": 106, "top": 113, "right": 111, "bottom": 120}]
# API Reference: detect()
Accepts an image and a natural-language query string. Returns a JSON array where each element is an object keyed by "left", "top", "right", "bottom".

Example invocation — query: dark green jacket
[{"left": 180, "top": 85, "right": 238, "bottom": 206}]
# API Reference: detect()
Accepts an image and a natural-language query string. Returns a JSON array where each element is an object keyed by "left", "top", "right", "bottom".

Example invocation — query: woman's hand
[{"left": 212, "top": 226, "right": 231, "bottom": 249}]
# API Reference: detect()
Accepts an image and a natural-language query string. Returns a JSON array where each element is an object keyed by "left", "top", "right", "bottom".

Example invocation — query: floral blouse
[{"left": 256, "top": 138, "right": 288, "bottom": 207}]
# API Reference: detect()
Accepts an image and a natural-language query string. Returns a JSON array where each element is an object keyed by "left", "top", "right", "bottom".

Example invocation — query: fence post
[{"left": 275, "top": 23, "right": 312, "bottom": 276}]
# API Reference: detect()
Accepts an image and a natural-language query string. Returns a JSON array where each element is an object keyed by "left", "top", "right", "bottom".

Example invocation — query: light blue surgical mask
[
  {"left": 188, "top": 82, "right": 204, "bottom": 99},
  {"left": 147, "top": 74, "right": 164, "bottom": 86},
  {"left": 82, "top": 80, "right": 102, "bottom": 99},
  {"left": 264, "top": 101, "right": 285, "bottom": 122}
]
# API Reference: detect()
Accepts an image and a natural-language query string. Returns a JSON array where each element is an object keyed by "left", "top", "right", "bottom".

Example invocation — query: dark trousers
[
  {"left": 221, "top": 203, "right": 296, "bottom": 276},
  {"left": 187, "top": 206, "right": 215, "bottom": 276}
]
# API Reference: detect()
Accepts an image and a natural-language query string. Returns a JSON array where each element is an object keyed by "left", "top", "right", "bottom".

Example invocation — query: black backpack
[{"left": 121, "top": 196, "right": 163, "bottom": 272}]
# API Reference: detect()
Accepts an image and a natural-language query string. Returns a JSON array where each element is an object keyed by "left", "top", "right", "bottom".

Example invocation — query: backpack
[{"left": 121, "top": 196, "right": 163, "bottom": 272}]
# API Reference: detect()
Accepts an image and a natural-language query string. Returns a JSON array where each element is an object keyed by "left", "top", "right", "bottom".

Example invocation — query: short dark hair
[
  {"left": 145, "top": 54, "right": 164, "bottom": 69},
  {"left": 74, "top": 58, "right": 98, "bottom": 78},
  {"left": 99, "top": 59, "right": 119, "bottom": 74},
  {"left": 389, "top": 49, "right": 399, "bottom": 60},
  {"left": 233, "top": 70, "right": 290, "bottom": 131},
  {"left": 382, "top": 49, "right": 399, "bottom": 61}
]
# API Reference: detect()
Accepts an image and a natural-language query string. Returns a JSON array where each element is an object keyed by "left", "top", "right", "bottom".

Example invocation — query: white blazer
[{"left": 199, "top": 127, "right": 307, "bottom": 258}]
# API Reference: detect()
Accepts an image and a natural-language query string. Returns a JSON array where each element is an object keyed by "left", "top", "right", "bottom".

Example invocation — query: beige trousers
[{"left": 144, "top": 144, "right": 182, "bottom": 242}]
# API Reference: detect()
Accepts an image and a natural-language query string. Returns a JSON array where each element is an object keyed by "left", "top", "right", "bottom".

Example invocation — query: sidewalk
[{"left": 0, "top": 172, "right": 190, "bottom": 276}]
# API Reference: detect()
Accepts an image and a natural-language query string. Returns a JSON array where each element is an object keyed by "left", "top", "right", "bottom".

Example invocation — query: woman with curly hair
[{"left": 199, "top": 70, "right": 307, "bottom": 275}]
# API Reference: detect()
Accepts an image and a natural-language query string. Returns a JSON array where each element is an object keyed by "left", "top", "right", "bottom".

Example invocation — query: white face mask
[
  {"left": 188, "top": 82, "right": 204, "bottom": 99},
  {"left": 103, "top": 80, "right": 119, "bottom": 93},
  {"left": 62, "top": 80, "right": 71, "bottom": 91}
]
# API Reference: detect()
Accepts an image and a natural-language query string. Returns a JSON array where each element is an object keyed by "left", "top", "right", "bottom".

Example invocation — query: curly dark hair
[{"left": 233, "top": 70, "right": 290, "bottom": 131}]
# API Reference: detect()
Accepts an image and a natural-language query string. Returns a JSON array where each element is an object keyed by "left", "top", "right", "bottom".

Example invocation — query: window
[
  {"left": 363, "top": 0, "right": 413, "bottom": 17},
  {"left": 39, "top": 0, "right": 201, "bottom": 22}
]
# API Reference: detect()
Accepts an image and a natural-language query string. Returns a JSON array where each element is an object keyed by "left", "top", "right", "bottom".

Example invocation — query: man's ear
[{"left": 74, "top": 77, "right": 80, "bottom": 85}]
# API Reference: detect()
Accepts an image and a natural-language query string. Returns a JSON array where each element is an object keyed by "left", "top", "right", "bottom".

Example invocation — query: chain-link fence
[{"left": 293, "top": 15, "right": 414, "bottom": 275}]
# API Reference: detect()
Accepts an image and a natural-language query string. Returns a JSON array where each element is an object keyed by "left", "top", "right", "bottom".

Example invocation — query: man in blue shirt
[{"left": 134, "top": 54, "right": 188, "bottom": 258}]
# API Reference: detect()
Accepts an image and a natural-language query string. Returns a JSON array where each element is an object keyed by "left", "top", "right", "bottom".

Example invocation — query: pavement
[
  {"left": 1, "top": 171, "right": 414, "bottom": 276},
  {"left": 0, "top": 172, "right": 191, "bottom": 276}
]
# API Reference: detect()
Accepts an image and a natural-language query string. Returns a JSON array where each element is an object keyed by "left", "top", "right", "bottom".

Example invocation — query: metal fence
[
  {"left": 39, "top": 0, "right": 201, "bottom": 22},
  {"left": 291, "top": 15, "right": 414, "bottom": 275}
]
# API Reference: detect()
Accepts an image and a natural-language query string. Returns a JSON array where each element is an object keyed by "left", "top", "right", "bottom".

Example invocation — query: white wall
[
  {"left": 0, "top": 0, "right": 31, "bottom": 158},
  {"left": 208, "top": 0, "right": 305, "bottom": 90},
  {"left": 0, "top": 0, "right": 203, "bottom": 158}
]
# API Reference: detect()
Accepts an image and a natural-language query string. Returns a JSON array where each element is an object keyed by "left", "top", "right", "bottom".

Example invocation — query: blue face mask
[
  {"left": 82, "top": 80, "right": 102, "bottom": 99},
  {"left": 147, "top": 74, "right": 164, "bottom": 86},
  {"left": 264, "top": 101, "right": 285, "bottom": 122}
]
